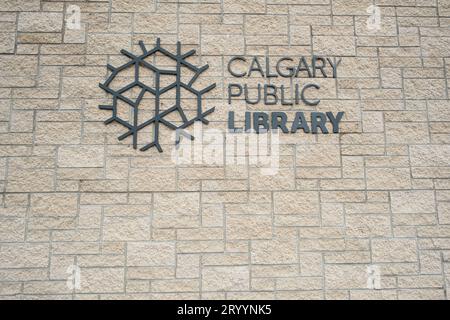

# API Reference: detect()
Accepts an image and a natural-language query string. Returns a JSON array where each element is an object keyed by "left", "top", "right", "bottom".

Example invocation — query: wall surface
[{"left": 1, "top": 0, "right": 450, "bottom": 300}]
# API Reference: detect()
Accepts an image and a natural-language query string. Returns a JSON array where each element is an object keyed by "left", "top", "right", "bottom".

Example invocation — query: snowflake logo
[{"left": 99, "top": 38, "right": 216, "bottom": 152}]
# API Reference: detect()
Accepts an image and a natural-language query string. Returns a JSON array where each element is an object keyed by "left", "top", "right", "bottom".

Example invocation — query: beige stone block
[
  {"left": 202, "top": 266, "right": 250, "bottom": 291},
  {"left": 226, "top": 202, "right": 271, "bottom": 216},
  {"left": 251, "top": 238, "right": 297, "bottom": 264},
  {"left": 223, "top": 0, "right": 265, "bottom": 13},
  {"left": 62, "top": 77, "right": 104, "bottom": 99},
  {"left": 18, "top": 12, "right": 63, "bottom": 32},
  {"left": 17, "top": 32, "right": 62, "bottom": 44},
  {"left": 428, "top": 100, "right": 450, "bottom": 121},
  {"left": 391, "top": 190, "right": 436, "bottom": 214},
  {"left": 362, "top": 111, "right": 384, "bottom": 133},
  {"left": 299, "top": 239, "right": 346, "bottom": 252},
  {"left": 177, "top": 228, "right": 223, "bottom": 241},
  {"left": 87, "top": 33, "right": 131, "bottom": 54},
  {"left": 339, "top": 58, "right": 379, "bottom": 78},
  {"left": 346, "top": 215, "right": 391, "bottom": 237},
  {"left": 249, "top": 167, "right": 295, "bottom": 191},
  {"left": 366, "top": 168, "right": 411, "bottom": 190},
  {"left": 0, "top": 282, "right": 22, "bottom": 296},
  {"left": 176, "top": 254, "right": 200, "bottom": 278},
  {"left": 177, "top": 240, "right": 224, "bottom": 254},
  {"left": 134, "top": 14, "right": 177, "bottom": 33},
  {"left": 2, "top": 0, "right": 41, "bottom": 11},
  {"left": 0, "top": 268, "right": 47, "bottom": 282},
  {"left": 226, "top": 215, "right": 272, "bottom": 240},
  {"left": 372, "top": 239, "right": 418, "bottom": 263},
  {"left": 202, "top": 253, "right": 248, "bottom": 266},
  {"left": 245, "top": 15, "right": 288, "bottom": 35},
  {"left": 410, "top": 145, "right": 450, "bottom": 167},
  {"left": 35, "top": 122, "right": 82, "bottom": 145},
  {"left": 201, "top": 34, "right": 245, "bottom": 55},
  {"left": 0, "top": 218, "right": 25, "bottom": 241},
  {"left": 30, "top": 193, "right": 78, "bottom": 217},
  {"left": 355, "top": 16, "right": 398, "bottom": 37},
  {"left": 64, "top": 24, "right": 86, "bottom": 44},
  {"left": 439, "top": 0, "right": 450, "bottom": 15},
  {"left": 342, "top": 157, "right": 364, "bottom": 178},
  {"left": 80, "top": 179, "right": 127, "bottom": 192},
  {"left": 298, "top": 252, "right": 322, "bottom": 276},
  {"left": 276, "top": 277, "right": 323, "bottom": 291},
  {"left": 398, "top": 289, "right": 445, "bottom": 300},
  {"left": 297, "top": 144, "right": 341, "bottom": 167},
  {"left": 325, "top": 265, "right": 369, "bottom": 290},
  {"left": 129, "top": 168, "right": 176, "bottom": 192},
  {"left": 50, "top": 255, "right": 76, "bottom": 280},
  {"left": 153, "top": 214, "right": 200, "bottom": 229},
  {"left": 320, "top": 191, "right": 366, "bottom": 203},
  {"left": 404, "top": 79, "right": 446, "bottom": 99},
  {"left": 273, "top": 191, "right": 320, "bottom": 215},
  {"left": 103, "top": 204, "right": 151, "bottom": 217},
  {"left": 417, "top": 225, "right": 450, "bottom": 238},
  {"left": 58, "top": 146, "right": 105, "bottom": 168},
  {"left": 438, "top": 202, "right": 450, "bottom": 224},
  {"left": 290, "top": 25, "right": 311, "bottom": 46},
  {"left": 103, "top": 217, "right": 151, "bottom": 241},
  {"left": 23, "top": 280, "right": 71, "bottom": 295},
  {"left": 350, "top": 290, "right": 397, "bottom": 300},
  {"left": 152, "top": 279, "right": 199, "bottom": 293},
  {"left": 0, "top": 55, "right": 38, "bottom": 77},
  {"left": 154, "top": 192, "right": 199, "bottom": 215},
  {"left": 251, "top": 277, "right": 275, "bottom": 291},
  {"left": 127, "top": 266, "right": 174, "bottom": 280},
  {"left": 332, "top": 0, "right": 373, "bottom": 15},
  {"left": 202, "top": 204, "right": 223, "bottom": 228},
  {"left": 321, "top": 203, "right": 344, "bottom": 226},
  {"left": 6, "top": 169, "right": 54, "bottom": 192},
  {"left": 422, "top": 37, "right": 450, "bottom": 57},
  {"left": 0, "top": 33, "right": 15, "bottom": 54},
  {"left": 77, "top": 268, "right": 124, "bottom": 294},
  {"left": 127, "top": 242, "right": 175, "bottom": 267},
  {"left": 112, "top": 0, "right": 156, "bottom": 12},
  {"left": 313, "top": 36, "right": 356, "bottom": 56},
  {"left": 346, "top": 202, "right": 390, "bottom": 215},
  {"left": 0, "top": 243, "right": 49, "bottom": 268},
  {"left": 397, "top": 275, "right": 443, "bottom": 289},
  {"left": 419, "top": 251, "right": 442, "bottom": 274},
  {"left": 386, "top": 122, "right": 430, "bottom": 144},
  {"left": 126, "top": 280, "right": 149, "bottom": 293},
  {"left": 10, "top": 110, "right": 34, "bottom": 133},
  {"left": 325, "top": 251, "right": 371, "bottom": 264},
  {"left": 381, "top": 68, "right": 402, "bottom": 88}
]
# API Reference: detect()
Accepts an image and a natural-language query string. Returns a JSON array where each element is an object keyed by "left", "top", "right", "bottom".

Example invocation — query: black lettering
[
  {"left": 271, "top": 112, "right": 289, "bottom": 133},
  {"left": 228, "top": 56, "right": 247, "bottom": 77},
  {"left": 301, "top": 83, "right": 321, "bottom": 106},
  {"left": 248, "top": 57, "right": 265, "bottom": 77},
  {"left": 291, "top": 112, "right": 311, "bottom": 133},
  {"left": 327, "top": 111, "right": 345, "bottom": 133},
  {"left": 311, "top": 112, "right": 328, "bottom": 133},
  {"left": 228, "top": 83, "right": 243, "bottom": 104}
]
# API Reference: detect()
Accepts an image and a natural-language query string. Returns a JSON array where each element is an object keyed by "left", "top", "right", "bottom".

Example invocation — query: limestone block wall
[{"left": 0, "top": 0, "right": 450, "bottom": 300}]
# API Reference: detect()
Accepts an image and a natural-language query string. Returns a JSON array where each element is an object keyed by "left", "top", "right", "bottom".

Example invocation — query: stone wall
[{"left": 0, "top": 0, "right": 450, "bottom": 300}]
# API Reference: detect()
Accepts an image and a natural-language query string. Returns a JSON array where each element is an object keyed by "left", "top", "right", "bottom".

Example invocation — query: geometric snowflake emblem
[{"left": 99, "top": 38, "right": 216, "bottom": 152}]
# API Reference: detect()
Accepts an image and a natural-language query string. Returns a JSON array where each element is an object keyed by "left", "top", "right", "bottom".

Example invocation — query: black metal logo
[{"left": 99, "top": 38, "right": 216, "bottom": 152}]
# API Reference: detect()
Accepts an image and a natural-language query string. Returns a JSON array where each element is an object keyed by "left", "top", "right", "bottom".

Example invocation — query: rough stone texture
[{"left": 0, "top": 0, "right": 449, "bottom": 301}]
